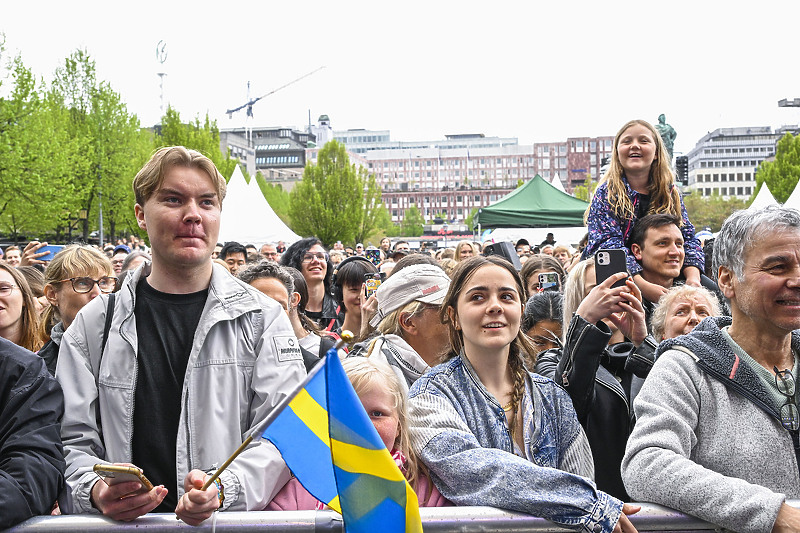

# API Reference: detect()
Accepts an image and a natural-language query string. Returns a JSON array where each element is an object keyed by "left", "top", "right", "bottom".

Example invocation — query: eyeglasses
[
  {"left": 0, "top": 284, "right": 19, "bottom": 297},
  {"left": 302, "top": 252, "right": 329, "bottom": 263},
  {"left": 775, "top": 366, "right": 799, "bottom": 431},
  {"left": 57, "top": 276, "right": 118, "bottom": 294}
]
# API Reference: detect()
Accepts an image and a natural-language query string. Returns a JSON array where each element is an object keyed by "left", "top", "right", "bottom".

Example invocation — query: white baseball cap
[{"left": 369, "top": 264, "right": 451, "bottom": 327}]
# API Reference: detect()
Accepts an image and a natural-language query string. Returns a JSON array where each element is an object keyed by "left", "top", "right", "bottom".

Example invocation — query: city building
[
  {"left": 220, "top": 126, "right": 314, "bottom": 186},
  {"left": 532, "top": 136, "right": 615, "bottom": 190},
  {"left": 333, "top": 129, "right": 517, "bottom": 154},
  {"left": 380, "top": 187, "right": 513, "bottom": 225},
  {"left": 221, "top": 114, "right": 614, "bottom": 225},
  {"left": 685, "top": 125, "right": 798, "bottom": 200}
]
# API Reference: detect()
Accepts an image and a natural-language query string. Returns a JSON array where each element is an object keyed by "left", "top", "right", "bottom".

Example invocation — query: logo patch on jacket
[{"left": 273, "top": 336, "right": 302, "bottom": 363}]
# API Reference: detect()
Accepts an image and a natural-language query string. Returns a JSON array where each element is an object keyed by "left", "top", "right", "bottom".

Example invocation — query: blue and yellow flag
[{"left": 262, "top": 349, "right": 422, "bottom": 533}]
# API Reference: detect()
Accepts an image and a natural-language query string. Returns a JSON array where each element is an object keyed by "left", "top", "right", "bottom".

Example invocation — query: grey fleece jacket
[{"left": 622, "top": 316, "right": 800, "bottom": 533}]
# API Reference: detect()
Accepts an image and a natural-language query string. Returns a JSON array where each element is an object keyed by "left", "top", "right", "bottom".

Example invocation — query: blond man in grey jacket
[
  {"left": 57, "top": 147, "right": 305, "bottom": 524},
  {"left": 623, "top": 206, "right": 800, "bottom": 533}
]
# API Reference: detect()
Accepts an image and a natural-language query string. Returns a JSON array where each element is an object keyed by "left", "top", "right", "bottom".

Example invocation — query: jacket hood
[{"left": 658, "top": 315, "right": 800, "bottom": 419}]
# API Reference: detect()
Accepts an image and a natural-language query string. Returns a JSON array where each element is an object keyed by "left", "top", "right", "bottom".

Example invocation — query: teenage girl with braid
[{"left": 406, "top": 255, "right": 640, "bottom": 533}]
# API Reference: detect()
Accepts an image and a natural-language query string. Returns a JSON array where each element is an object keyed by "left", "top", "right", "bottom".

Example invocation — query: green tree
[
  {"left": 400, "top": 205, "right": 425, "bottom": 237},
  {"left": 254, "top": 173, "right": 291, "bottom": 225},
  {"left": 465, "top": 207, "right": 479, "bottom": 229},
  {"left": 354, "top": 171, "right": 383, "bottom": 244},
  {"left": 289, "top": 140, "right": 377, "bottom": 247},
  {"left": 0, "top": 52, "right": 83, "bottom": 241},
  {"left": 373, "top": 206, "right": 400, "bottom": 238},
  {"left": 573, "top": 177, "right": 598, "bottom": 202},
  {"left": 682, "top": 191, "right": 747, "bottom": 232},
  {"left": 51, "top": 49, "right": 151, "bottom": 243},
  {"left": 754, "top": 133, "right": 800, "bottom": 203},
  {"left": 156, "top": 106, "right": 240, "bottom": 180}
]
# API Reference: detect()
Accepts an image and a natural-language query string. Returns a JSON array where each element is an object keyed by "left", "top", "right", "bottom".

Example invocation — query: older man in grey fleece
[{"left": 622, "top": 205, "right": 800, "bottom": 533}]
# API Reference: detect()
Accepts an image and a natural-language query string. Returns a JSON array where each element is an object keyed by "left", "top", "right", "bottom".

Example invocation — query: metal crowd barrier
[{"left": 3, "top": 504, "right": 727, "bottom": 533}]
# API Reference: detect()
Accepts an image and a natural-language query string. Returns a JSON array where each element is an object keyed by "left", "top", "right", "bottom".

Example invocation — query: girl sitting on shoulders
[{"left": 583, "top": 119, "right": 704, "bottom": 304}]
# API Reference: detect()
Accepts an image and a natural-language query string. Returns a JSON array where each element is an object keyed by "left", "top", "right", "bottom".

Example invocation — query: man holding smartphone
[{"left": 56, "top": 147, "right": 306, "bottom": 524}]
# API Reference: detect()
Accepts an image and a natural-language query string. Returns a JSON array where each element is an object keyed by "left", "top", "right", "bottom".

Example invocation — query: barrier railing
[{"left": 3, "top": 504, "right": 725, "bottom": 533}]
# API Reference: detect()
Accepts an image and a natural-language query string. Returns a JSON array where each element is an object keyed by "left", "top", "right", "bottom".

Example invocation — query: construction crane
[{"left": 226, "top": 66, "right": 325, "bottom": 119}]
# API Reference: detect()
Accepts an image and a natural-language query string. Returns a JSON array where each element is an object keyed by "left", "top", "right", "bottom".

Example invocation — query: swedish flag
[{"left": 262, "top": 349, "right": 422, "bottom": 533}]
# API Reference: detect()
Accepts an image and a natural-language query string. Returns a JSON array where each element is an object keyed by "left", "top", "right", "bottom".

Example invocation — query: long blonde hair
[
  {"left": 40, "top": 245, "right": 113, "bottom": 340},
  {"left": 454, "top": 240, "right": 476, "bottom": 262},
  {"left": 590, "top": 119, "right": 682, "bottom": 224},
  {"left": 341, "top": 357, "right": 427, "bottom": 491},
  {"left": 561, "top": 258, "right": 595, "bottom": 338}
]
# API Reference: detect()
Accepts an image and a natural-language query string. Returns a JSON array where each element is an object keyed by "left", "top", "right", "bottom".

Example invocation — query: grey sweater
[{"left": 622, "top": 316, "right": 800, "bottom": 533}]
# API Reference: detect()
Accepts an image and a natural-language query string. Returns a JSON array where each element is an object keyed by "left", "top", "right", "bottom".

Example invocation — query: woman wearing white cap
[{"left": 350, "top": 264, "right": 452, "bottom": 394}]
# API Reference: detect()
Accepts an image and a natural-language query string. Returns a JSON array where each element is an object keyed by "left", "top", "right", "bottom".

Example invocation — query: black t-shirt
[
  {"left": 131, "top": 278, "right": 207, "bottom": 513},
  {"left": 635, "top": 194, "right": 652, "bottom": 220}
]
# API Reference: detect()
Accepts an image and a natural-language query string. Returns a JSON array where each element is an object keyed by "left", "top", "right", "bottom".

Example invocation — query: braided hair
[{"left": 439, "top": 255, "right": 537, "bottom": 442}]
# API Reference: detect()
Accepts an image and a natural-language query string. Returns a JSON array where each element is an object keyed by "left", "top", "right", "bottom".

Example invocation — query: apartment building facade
[{"left": 685, "top": 126, "right": 797, "bottom": 199}]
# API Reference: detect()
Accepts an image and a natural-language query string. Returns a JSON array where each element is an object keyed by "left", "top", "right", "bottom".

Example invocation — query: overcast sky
[{"left": 3, "top": 1, "right": 799, "bottom": 156}]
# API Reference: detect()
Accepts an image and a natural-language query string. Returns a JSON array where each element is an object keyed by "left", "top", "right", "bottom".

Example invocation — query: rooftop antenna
[{"left": 156, "top": 40, "right": 168, "bottom": 116}]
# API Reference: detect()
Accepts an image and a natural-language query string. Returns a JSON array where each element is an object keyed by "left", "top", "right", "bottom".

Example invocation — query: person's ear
[
  {"left": 631, "top": 243, "right": 643, "bottom": 261},
  {"left": 134, "top": 204, "right": 147, "bottom": 231},
  {"left": 447, "top": 306, "right": 459, "bottom": 330},
  {"left": 290, "top": 291, "right": 301, "bottom": 309},
  {"left": 399, "top": 311, "right": 416, "bottom": 336},
  {"left": 44, "top": 284, "right": 59, "bottom": 307},
  {"left": 717, "top": 266, "right": 736, "bottom": 300}
]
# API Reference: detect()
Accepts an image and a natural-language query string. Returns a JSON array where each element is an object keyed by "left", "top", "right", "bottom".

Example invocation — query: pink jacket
[{"left": 266, "top": 450, "right": 451, "bottom": 510}]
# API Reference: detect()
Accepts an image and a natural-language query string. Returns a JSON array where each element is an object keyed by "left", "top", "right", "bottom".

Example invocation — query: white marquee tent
[
  {"left": 748, "top": 182, "right": 779, "bottom": 210},
  {"left": 217, "top": 166, "right": 301, "bottom": 246},
  {"left": 784, "top": 180, "right": 800, "bottom": 211},
  {"left": 550, "top": 173, "right": 567, "bottom": 193}
]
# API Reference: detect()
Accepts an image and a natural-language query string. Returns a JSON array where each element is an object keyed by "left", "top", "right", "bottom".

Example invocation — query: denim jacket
[{"left": 408, "top": 353, "right": 623, "bottom": 533}]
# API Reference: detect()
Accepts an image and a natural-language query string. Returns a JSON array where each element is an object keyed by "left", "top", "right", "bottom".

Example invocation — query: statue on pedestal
[{"left": 655, "top": 114, "right": 676, "bottom": 163}]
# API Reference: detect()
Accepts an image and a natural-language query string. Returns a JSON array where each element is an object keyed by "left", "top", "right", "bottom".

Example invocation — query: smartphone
[
  {"left": 594, "top": 248, "right": 628, "bottom": 288},
  {"left": 537, "top": 272, "right": 560, "bottom": 292},
  {"left": 364, "top": 272, "right": 385, "bottom": 298},
  {"left": 93, "top": 464, "right": 154, "bottom": 492},
  {"left": 37, "top": 244, "right": 65, "bottom": 262},
  {"left": 365, "top": 249, "right": 381, "bottom": 267}
]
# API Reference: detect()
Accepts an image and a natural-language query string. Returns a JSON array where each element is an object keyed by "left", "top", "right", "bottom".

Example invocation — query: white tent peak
[
  {"left": 783, "top": 180, "right": 800, "bottom": 210},
  {"left": 550, "top": 173, "right": 566, "bottom": 193},
  {"left": 218, "top": 165, "right": 301, "bottom": 246},
  {"left": 748, "top": 182, "right": 778, "bottom": 210}
]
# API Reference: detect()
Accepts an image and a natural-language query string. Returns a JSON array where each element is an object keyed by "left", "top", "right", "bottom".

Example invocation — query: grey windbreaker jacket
[
  {"left": 56, "top": 263, "right": 306, "bottom": 513},
  {"left": 622, "top": 316, "right": 800, "bottom": 533}
]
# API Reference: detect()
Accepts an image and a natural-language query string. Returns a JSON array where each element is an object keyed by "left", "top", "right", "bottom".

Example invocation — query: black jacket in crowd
[
  {"left": 534, "top": 314, "right": 656, "bottom": 501},
  {"left": 0, "top": 336, "right": 66, "bottom": 528}
]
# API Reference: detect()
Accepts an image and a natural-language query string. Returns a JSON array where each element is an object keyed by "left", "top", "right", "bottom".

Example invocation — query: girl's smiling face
[
  {"left": 617, "top": 123, "right": 657, "bottom": 176},
  {"left": 451, "top": 264, "right": 523, "bottom": 356}
]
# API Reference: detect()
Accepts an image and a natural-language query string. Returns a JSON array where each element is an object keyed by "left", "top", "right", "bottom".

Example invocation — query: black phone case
[{"left": 595, "top": 249, "right": 628, "bottom": 288}]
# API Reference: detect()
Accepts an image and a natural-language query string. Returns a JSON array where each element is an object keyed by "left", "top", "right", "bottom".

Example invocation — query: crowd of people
[{"left": 0, "top": 120, "right": 799, "bottom": 533}]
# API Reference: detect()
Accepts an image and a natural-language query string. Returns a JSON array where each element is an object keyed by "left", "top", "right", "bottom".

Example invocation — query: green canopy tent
[{"left": 473, "top": 175, "right": 589, "bottom": 230}]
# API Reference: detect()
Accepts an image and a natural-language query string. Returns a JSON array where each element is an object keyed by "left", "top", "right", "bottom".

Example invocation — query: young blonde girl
[
  {"left": 267, "top": 357, "right": 449, "bottom": 510},
  {"left": 583, "top": 119, "right": 704, "bottom": 304}
]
